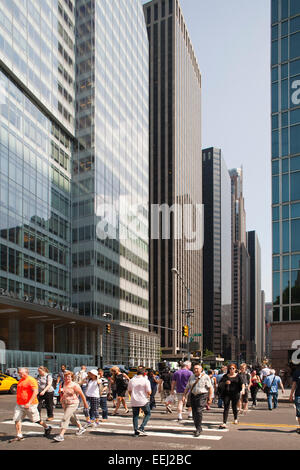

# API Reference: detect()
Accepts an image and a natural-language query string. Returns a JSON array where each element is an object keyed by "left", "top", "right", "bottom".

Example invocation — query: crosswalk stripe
[{"left": 1, "top": 420, "right": 224, "bottom": 441}]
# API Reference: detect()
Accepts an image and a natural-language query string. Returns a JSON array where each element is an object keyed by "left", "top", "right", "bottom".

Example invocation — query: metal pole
[{"left": 187, "top": 288, "right": 191, "bottom": 362}]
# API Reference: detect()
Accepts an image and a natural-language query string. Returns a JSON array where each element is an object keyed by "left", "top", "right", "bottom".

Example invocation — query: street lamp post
[
  {"left": 52, "top": 321, "right": 76, "bottom": 371},
  {"left": 171, "top": 268, "right": 192, "bottom": 361}
]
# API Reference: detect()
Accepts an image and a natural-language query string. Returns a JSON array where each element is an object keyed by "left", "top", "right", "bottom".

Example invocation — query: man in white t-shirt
[
  {"left": 260, "top": 365, "right": 271, "bottom": 382},
  {"left": 128, "top": 367, "right": 151, "bottom": 437}
]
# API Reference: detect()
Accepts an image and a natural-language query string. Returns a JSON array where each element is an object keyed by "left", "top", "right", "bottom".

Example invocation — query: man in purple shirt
[{"left": 171, "top": 361, "right": 193, "bottom": 422}]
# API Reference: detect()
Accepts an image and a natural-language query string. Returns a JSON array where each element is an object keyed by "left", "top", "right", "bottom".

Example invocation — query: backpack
[{"left": 117, "top": 373, "right": 129, "bottom": 390}]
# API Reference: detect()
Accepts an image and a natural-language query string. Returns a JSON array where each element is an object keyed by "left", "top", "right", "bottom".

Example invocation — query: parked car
[{"left": 0, "top": 373, "right": 18, "bottom": 394}]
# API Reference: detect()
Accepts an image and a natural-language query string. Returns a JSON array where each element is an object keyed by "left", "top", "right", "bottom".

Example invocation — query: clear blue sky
[{"left": 142, "top": 0, "right": 272, "bottom": 301}]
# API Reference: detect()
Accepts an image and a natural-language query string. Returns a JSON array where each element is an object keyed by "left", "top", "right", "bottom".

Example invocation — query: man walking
[
  {"left": 216, "top": 365, "right": 228, "bottom": 408},
  {"left": 11, "top": 367, "right": 52, "bottom": 442},
  {"left": 183, "top": 364, "right": 213, "bottom": 437},
  {"left": 289, "top": 365, "right": 300, "bottom": 434},
  {"left": 263, "top": 369, "right": 285, "bottom": 410},
  {"left": 171, "top": 361, "right": 193, "bottom": 422},
  {"left": 128, "top": 367, "right": 152, "bottom": 437}
]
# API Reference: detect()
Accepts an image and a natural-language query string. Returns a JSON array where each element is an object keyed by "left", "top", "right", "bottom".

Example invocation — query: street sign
[{"left": 182, "top": 309, "right": 194, "bottom": 314}]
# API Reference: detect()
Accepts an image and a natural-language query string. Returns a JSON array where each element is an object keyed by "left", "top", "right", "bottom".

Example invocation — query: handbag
[
  {"left": 264, "top": 375, "right": 276, "bottom": 395},
  {"left": 107, "top": 392, "right": 113, "bottom": 401}
]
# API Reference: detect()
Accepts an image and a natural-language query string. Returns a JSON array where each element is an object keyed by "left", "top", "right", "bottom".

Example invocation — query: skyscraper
[
  {"left": 229, "top": 168, "right": 250, "bottom": 362},
  {"left": 144, "top": 0, "right": 202, "bottom": 361},
  {"left": 271, "top": 0, "right": 300, "bottom": 369},
  {"left": 247, "top": 231, "right": 262, "bottom": 362},
  {"left": 0, "top": 0, "right": 160, "bottom": 369},
  {"left": 202, "top": 148, "right": 232, "bottom": 358}
]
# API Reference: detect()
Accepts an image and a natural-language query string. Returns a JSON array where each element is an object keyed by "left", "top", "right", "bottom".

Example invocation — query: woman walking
[
  {"left": 53, "top": 370, "right": 89, "bottom": 442},
  {"left": 218, "top": 364, "right": 245, "bottom": 428},
  {"left": 249, "top": 370, "right": 261, "bottom": 408},
  {"left": 85, "top": 369, "right": 101, "bottom": 428},
  {"left": 110, "top": 366, "right": 130, "bottom": 415},
  {"left": 148, "top": 369, "right": 160, "bottom": 410},
  {"left": 37, "top": 366, "right": 54, "bottom": 421}
]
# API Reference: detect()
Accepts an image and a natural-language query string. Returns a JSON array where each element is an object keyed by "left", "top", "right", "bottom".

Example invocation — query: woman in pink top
[{"left": 54, "top": 371, "right": 89, "bottom": 442}]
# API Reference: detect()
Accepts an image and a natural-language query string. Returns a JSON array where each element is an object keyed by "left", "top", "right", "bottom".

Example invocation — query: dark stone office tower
[
  {"left": 202, "top": 148, "right": 232, "bottom": 358},
  {"left": 144, "top": 0, "right": 202, "bottom": 361},
  {"left": 247, "top": 231, "right": 262, "bottom": 362}
]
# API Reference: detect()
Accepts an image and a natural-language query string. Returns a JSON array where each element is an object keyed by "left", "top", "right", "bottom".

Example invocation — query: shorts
[
  {"left": 176, "top": 393, "right": 184, "bottom": 402},
  {"left": 13, "top": 404, "right": 40, "bottom": 423},
  {"left": 295, "top": 396, "right": 300, "bottom": 418},
  {"left": 241, "top": 390, "right": 249, "bottom": 404},
  {"left": 116, "top": 389, "right": 127, "bottom": 398}
]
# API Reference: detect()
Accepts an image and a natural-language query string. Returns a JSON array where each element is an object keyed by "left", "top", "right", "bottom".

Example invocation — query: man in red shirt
[{"left": 11, "top": 367, "right": 52, "bottom": 442}]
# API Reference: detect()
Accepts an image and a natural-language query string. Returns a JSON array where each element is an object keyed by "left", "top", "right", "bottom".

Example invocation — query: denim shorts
[{"left": 295, "top": 396, "right": 300, "bottom": 418}]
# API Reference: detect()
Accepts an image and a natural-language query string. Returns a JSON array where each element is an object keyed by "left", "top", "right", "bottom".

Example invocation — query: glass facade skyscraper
[
  {"left": 0, "top": 0, "right": 160, "bottom": 369},
  {"left": 271, "top": 0, "right": 300, "bottom": 324}
]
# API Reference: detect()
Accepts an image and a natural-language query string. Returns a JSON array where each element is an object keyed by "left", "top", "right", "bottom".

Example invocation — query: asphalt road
[{"left": 0, "top": 393, "right": 299, "bottom": 453}]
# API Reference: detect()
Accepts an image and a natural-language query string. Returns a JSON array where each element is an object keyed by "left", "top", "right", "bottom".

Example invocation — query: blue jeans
[
  {"left": 295, "top": 396, "right": 300, "bottom": 418},
  {"left": 267, "top": 392, "right": 278, "bottom": 410},
  {"left": 132, "top": 404, "right": 151, "bottom": 432},
  {"left": 100, "top": 397, "right": 108, "bottom": 419}
]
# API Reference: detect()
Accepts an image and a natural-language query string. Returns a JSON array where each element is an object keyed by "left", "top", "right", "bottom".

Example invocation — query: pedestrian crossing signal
[
  {"left": 106, "top": 324, "right": 111, "bottom": 334},
  {"left": 183, "top": 325, "right": 189, "bottom": 337}
]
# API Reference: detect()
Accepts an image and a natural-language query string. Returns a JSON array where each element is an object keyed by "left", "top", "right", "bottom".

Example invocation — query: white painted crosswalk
[{"left": 1, "top": 407, "right": 229, "bottom": 445}]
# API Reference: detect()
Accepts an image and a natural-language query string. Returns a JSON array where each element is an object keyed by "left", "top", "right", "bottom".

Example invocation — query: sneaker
[
  {"left": 133, "top": 430, "right": 141, "bottom": 437},
  {"left": 54, "top": 435, "right": 65, "bottom": 442},
  {"left": 125, "top": 409, "right": 130, "bottom": 414},
  {"left": 138, "top": 429, "right": 148, "bottom": 436},
  {"left": 234, "top": 420, "right": 239, "bottom": 425},
  {"left": 44, "top": 426, "right": 52, "bottom": 437},
  {"left": 193, "top": 430, "right": 202, "bottom": 437},
  {"left": 166, "top": 405, "right": 173, "bottom": 414},
  {"left": 76, "top": 427, "right": 87, "bottom": 436},
  {"left": 219, "top": 424, "right": 227, "bottom": 429}
]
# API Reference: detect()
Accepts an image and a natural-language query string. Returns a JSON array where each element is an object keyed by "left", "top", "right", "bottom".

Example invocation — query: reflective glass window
[
  {"left": 291, "top": 202, "right": 300, "bottom": 218},
  {"left": 291, "top": 270, "right": 300, "bottom": 303},
  {"left": 291, "top": 125, "right": 300, "bottom": 154},
  {"left": 282, "top": 174, "right": 290, "bottom": 203},
  {"left": 292, "top": 254, "right": 300, "bottom": 269},
  {"left": 283, "top": 254, "right": 290, "bottom": 270},
  {"left": 283, "top": 220, "right": 290, "bottom": 252},
  {"left": 282, "top": 271, "right": 290, "bottom": 303},
  {"left": 291, "top": 108, "right": 300, "bottom": 124},
  {"left": 281, "top": 37, "right": 289, "bottom": 62},
  {"left": 291, "top": 0, "right": 300, "bottom": 16},
  {"left": 291, "top": 156, "right": 300, "bottom": 171},
  {"left": 273, "top": 307, "right": 280, "bottom": 322},
  {"left": 272, "top": 40, "right": 278, "bottom": 65},
  {"left": 282, "top": 158, "right": 289, "bottom": 173},
  {"left": 290, "top": 32, "right": 300, "bottom": 60},
  {"left": 290, "top": 59, "right": 300, "bottom": 76},
  {"left": 272, "top": 24, "right": 278, "bottom": 40},
  {"left": 282, "top": 20, "right": 289, "bottom": 36},
  {"left": 282, "top": 111, "right": 289, "bottom": 127},
  {"left": 290, "top": 75, "right": 300, "bottom": 108},
  {"left": 272, "top": 175, "right": 279, "bottom": 204},
  {"left": 273, "top": 272, "right": 280, "bottom": 304},
  {"left": 272, "top": 66, "right": 278, "bottom": 82},
  {"left": 282, "top": 204, "right": 290, "bottom": 219},
  {"left": 272, "top": 0, "right": 279, "bottom": 24},
  {"left": 272, "top": 130, "right": 279, "bottom": 157},
  {"left": 283, "top": 307, "right": 290, "bottom": 321},
  {"left": 281, "top": 79, "right": 289, "bottom": 110},
  {"left": 272, "top": 114, "right": 279, "bottom": 129},
  {"left": 291, "top": 219, "right": 300, "bottom": 251},
  {"left": 281, "top": 0, "right": 289, "bottom": 20},
  {"left": 282, "top": 127, "right": 289, "bottom": 156},
  {"left": 291, "top": 172, "right": 300, "bottom": 201},
  {"left": 272, "top": 160, "right": 279, "bottom": 175},
  {"left": 291, "top": 16, "right": 300, "bottom": 34},
  {"left": 281, "top": 63, "right": 289, "bottom": 79},
  {"left": 272, "top": 83, "right": 279, "bottom": 113},
  {"left": 291, "top": 306, "right": 300, "bottom": 321},
  {"left": 273, "top": 256, "right": 280, "bottom": 270},
  {"left": 272, "top": 206, "right": 279, "bottom": 220},
  {"left": 273, "top": 222, "right": 280, "bottom": 254}
]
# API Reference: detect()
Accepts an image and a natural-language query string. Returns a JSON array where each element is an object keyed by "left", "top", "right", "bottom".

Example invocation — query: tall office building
[
  {"left": 202, "top": 148, "right": 232, "bottom": 357},
  {"left": 0, "top": 0, "right": 160, "bottom": 369},
  {"left": 143, "top": 0, "right": 202, "bottom": 360},
  {"left": 229, "top": 168, "right": 251, "bottom": 362},
  {"left": 271, "top": 0, "right": 300, "bottom": 369},
  {"left": 247, "top": 231, "right": 262, "bottom": 362}
]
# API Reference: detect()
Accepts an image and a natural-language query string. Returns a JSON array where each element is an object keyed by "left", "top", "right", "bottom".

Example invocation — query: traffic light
[
  {"left": 106, "top": 324, "right": 111, "bottom": 334},
  {"left": 182, "top": 325, "right": 189, "bottom": 337}
]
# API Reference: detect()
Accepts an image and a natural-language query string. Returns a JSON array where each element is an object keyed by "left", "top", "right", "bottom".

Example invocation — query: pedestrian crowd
[{"left": 7, "top": 360, "right": 300, "bottom": 442}]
